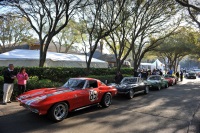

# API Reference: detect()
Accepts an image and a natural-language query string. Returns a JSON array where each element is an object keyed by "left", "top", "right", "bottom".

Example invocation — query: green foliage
[
  {"left": 0, "top": 13, "right": 32, "bottom": 53},
  {"left": 0, "top": 67, "right": 134, "bottom": 82}
]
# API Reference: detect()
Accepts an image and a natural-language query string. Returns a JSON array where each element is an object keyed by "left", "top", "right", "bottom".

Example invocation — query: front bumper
[
  {"left": 188, "top": 76, "right": 196, "bottom": 79},
  {"left": 149, "top": 84, "right": 159, "bottom": 88},
  {"left": 21, "top": 103, "right": 39, "bottom": 114},
  {"left": 117, "top": 89, "right": 129, "bottom": 95}
]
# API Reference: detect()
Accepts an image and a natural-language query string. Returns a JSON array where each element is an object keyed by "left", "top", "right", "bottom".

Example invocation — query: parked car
[
  {"left": 185, "top": 71, "right": 196, "bottom": 79},
  {"left": 147, "top": 75, "right": 168, "bottom": 90},
  {"left": 17, "top": 78, "right": 117, "bottom": 122},
  {"left": 193, "top": 69, "right": 200, "bottom": 77},
  {"left": 111, "top": 77, "right": 149, "bottom": 99},
  {"left": 164, "top": 74, "right": 177, "bottom": 86}
]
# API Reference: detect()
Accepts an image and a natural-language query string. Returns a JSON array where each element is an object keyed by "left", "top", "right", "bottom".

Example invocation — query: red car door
[
  {"left": 69, "top": 89, "right": 88, "bottom": 109},
  {"left": 81, "top": 80, "right": 101, "bottom": 106}
]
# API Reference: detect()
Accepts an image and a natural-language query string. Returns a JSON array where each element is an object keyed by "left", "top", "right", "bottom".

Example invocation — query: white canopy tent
[
  {"left": 0, "top": 49, "right": 108, "bottom": 68},
  {"left": 140, "top": 59, "right": 165, "bottom": 71},
  {"left": 152, "top": 59, "right": 165, "bottom": 71}
]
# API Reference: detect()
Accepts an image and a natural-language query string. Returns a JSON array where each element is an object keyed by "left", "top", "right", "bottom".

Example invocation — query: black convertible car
[{"left": 110, "top": 77, "right": 149, "bottom": 99}]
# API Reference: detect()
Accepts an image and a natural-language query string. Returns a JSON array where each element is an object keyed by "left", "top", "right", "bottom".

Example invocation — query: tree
[
  {"left": 5, "top": 0, "right": 86, "bottom": 67},
  {"left": 105, "top": 0, "right": 180, "bottom": 71},
  {"left": 78, "top": 0, "right": 126, "bottom": 74},
  {"left": 154, "top": 27, "right": 197, "bottom": 72},
  {"left": 175, "top": 0, "right": 200, "bottom": 28},
  {"left": 52, "top": 20, "right": 82, "bottom": 53},
  {"left": 0, "top": 13, "right": 32, "bottom": 53}
]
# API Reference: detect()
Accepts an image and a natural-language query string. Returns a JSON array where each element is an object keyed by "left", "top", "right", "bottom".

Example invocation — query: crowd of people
[
  {"left": 2, "top": 64, "right": 29, "bottom": 105},
  {"left": 115, "top": 68, "right": 184, "bottom": 84}
]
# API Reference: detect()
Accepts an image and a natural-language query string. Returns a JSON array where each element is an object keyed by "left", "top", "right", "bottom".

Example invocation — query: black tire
[
  {"left": 165, "top": 83, "right": 169, "bottom": 88},
  {"left": 157, "top": 85, "right": 161, "bottom": 91},
  {"left": 100, "top": 92, "right": 112, "bottom": 108},
  {"left": 144, "top": 86, "right": 149, "bottom": 94},
  {"left": 127, "top": 89, "right": 134, "bottom": 99},
  {"left": 48, "top": 102, "right": 68, "bottom": 122}
]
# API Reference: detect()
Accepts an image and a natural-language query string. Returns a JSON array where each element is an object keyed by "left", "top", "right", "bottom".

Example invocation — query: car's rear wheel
[
  {"left": 48, "top": 102, "right": 68, "bottom": 122},
  {"left": 100, "top": 92, "right": 112, "bottom": 108},
  {"left": 144, "top": 86, "right": 149, "bottom": 94},
  {"left": 127, "top": 89, "right": 134, "bottom": 99},
  {"left": 165, "top": 83, "right": 169, "bottom": 88}
]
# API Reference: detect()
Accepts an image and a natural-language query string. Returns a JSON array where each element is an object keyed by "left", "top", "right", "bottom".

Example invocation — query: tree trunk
[
  {"left": 39, "top": 51, "right": 46, "bottom": 67},
  {"left": 116, "top": 58, "right": 121, "bottom": 72}
]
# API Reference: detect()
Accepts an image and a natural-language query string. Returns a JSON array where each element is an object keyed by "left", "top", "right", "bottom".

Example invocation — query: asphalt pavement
[{"left": 0, "top": 78, "right": 200, "bottom": 133}]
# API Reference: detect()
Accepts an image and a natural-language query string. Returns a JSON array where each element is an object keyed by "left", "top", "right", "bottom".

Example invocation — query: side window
[{"left": 88, "top": 80, "right": 98, "bottom": 88}]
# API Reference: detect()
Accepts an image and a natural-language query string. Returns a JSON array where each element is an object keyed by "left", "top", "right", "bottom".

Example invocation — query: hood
[
  {"left": 147, "top": 80, "right": 160, "bottom": 84},
  {"left": 18, "top": 87, "right": 72, "bottom": 101},
  {"left": 117, "top": 83, "right": 137, "bottom": 89}
]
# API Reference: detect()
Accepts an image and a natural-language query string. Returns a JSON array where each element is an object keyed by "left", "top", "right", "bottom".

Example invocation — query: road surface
[{"left": 0, "top": 78, "right": 200, "bottom": 133}]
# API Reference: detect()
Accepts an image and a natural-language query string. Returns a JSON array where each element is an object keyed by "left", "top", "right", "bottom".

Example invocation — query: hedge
[{"left": 0, "top": 67, "right": 133, "bottom": 82}]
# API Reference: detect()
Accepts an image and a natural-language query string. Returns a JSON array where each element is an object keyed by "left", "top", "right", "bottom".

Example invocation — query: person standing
[
  {"left": 2, "top": 64, "right": 16, "bottom": 105},
  {"left": 114, "top": 71, "right": 123, "bottom": 84},
  {"left": 180, "top": 71, "right": 183, "bottom": 82},
  {"left": 176, "top": 71, "right": 180, "bottom": 81},
  {"left": 17, "top": 67, "right": 29, "bottom": 96}
]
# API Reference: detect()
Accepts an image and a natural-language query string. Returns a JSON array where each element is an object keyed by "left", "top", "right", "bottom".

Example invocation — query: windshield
[
  {"left": 148, "top": 76, "right": 160, "bottom": 80},
  {"left": 164, "top": 75, "right": 174, "bottom": 78},
  {"left": 62, "top": 79, "right": 86, "bottom": 89},
  {"left": 121, "top": 78, "right": 137, "bottom": 84},
  {"left": 164, "top": 75, "right": 170, "bottom": 78}
]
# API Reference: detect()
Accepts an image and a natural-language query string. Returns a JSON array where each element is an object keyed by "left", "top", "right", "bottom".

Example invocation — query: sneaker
[
  {"left": 2, "top": 103, "right": 7, "bottom": 105},
  {"left": 7, "top": 101, "right": 12, "bottom": 103}
]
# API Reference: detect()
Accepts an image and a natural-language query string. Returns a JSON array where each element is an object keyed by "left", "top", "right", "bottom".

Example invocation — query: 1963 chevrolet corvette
[{"left": 17, "top": 78, "right": 117, "bottom": 122}]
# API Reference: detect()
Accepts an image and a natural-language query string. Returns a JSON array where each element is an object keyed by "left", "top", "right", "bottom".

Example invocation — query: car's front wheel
[
  {"left": 100, "top": 92, "right": 112, "bottom": 108},
  {"left": 48, "top": 102, "right": 68, "bottom": 122},
  {"left": 157, "top": 85, "right": 161, "bottom": 91},
  {"left": 127, "top": 89, "right": 134, "bottom": 99},
  {"left": 144, "top": 86, "right": 149, "bottom": 94}
]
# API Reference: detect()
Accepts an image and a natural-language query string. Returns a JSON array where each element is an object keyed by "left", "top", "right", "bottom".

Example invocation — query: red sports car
[
  {"left": 164, "top": 75, "right": 177, "bottom": 86},
  {"left": 17, "top": 78, "right": 117, "bottom": 122}
]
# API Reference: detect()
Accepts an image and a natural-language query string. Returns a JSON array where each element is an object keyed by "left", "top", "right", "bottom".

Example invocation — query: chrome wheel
[
  {"left": 48, "top": 102, "right": 68, "bottom": 122},
  {"left": 165, "top": 83, "right": 169, "bottom": 88},
  {"left": 158, "top": 85, "right": 161, "bottom": 91},
  {"left": 128, "top": 89, "right": 134, "bottom": 99},
  {"left": 101, "top": 93, "right": 112, "bottom": 107},
  {"left": 54, "top": 104, "right": 67, "bottom": 120},
  {"left": 145, "top": 86, "right": 149, "bottom": 94},
  {"left": 105, "top": 94, "right": 111, "bottom": 105}
]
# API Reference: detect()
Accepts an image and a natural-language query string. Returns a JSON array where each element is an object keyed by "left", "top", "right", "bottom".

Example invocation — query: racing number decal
[{"left": 89, "top": 90, "right": 98, "bottom": 102}]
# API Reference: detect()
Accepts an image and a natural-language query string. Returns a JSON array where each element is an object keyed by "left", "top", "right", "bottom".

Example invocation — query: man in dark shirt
[
  {"left": 115, "top": 72, "right": 123, "bottom": 84},
  {"left": 2, "top": 64, "right": 16, "bottom": 105}
]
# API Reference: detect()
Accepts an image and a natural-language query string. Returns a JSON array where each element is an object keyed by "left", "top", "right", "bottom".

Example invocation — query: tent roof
[
  {"left": 141, "top": 63, "right": 154, "bottom": 66},
  {"left": 152, "top": 59, "right": 165, "bottom": 66},
  {"left": 0, "top": 49, "right": 106, "bottom": 63}
]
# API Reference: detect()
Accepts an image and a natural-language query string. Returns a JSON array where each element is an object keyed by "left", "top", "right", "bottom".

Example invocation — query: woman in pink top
[{"left": 17, "top": 67, "right": 29, "bottom": 95}]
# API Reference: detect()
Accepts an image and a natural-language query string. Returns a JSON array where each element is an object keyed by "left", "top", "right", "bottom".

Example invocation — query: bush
[{"left": 0, "top": 67, "right": 134, "bottom": 82}]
